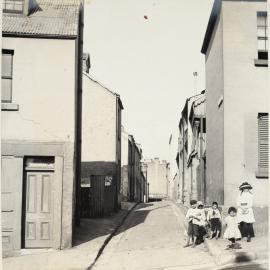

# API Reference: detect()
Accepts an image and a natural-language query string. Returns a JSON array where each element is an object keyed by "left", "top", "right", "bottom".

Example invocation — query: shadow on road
[
  {"left": 219, "top": 263, "right": 267, "bottom": 270},
  {"left": 113, "top": 201, "right": 173, "bottom": 237},
  {"left": 73, "top": 202, "right": 156, "bottom": 246}
]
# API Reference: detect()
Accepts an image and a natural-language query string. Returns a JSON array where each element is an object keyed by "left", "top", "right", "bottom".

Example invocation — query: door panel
[
  {"left": 89, "top": 176, "right": 105, "bottom": 217},
  {"left": 25, "top": 171, "right": 53, "bottom": 248},
  {"left": 41, "top": 175, "right": 50, "bottom": 213},
  {"left": 26, "top": 174, "right": 37, "bottom": 213}
]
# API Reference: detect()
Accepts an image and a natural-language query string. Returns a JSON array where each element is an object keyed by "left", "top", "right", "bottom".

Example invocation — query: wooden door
[
  {"left": 25, "top": 171, "right": 53, "bottom": 248},
  {"left": 89, "top": 175, "right": 105, "bottom": 217}
]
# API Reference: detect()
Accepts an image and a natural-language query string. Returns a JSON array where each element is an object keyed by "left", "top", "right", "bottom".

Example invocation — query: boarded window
[
  {"left": 2, "top": 50, "right": 14, "bottom": 103},
  {"left": 257, "top": 12, "right": 268, "bottom": 60},
  {"left": 258, "top": 113, "right": 268, "bottom": 177}
]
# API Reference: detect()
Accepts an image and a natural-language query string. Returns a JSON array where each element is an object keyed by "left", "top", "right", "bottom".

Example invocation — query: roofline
[
  {"left": 179, "top": 90, "right": 206, "bottom": 128},
  {"left": 189, "top": 99, "right": 206, "bottom": 125},
  {"left": 83, "top": 72, "right": 124, "bottom": 109},
  {"left": 180, "top": 90, "right": 205, "bottom": 118},
  {"left": 2, "top": 33, "right": 77, "bottom": 40},
  {"left": 201, "top": 0, "right": 221, "bottom": 54},
  {"left": 128, "top": 135, "right": 142, "bottom": 156},
  {"left": 116, "top": 95, "right": 124, "bottom": 110},
  {"left": 201, "top": 0, "right": 267, "bottom": 54}
]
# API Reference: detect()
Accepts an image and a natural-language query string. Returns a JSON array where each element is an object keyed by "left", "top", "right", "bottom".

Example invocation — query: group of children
[{"left": 184, "top": 200, "right": 242, "bottom": 249}]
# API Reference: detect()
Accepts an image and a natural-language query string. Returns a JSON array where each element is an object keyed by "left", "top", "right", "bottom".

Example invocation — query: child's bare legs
[
  {"left": 215, "top": 230, "right": 220, "bottom": 239},
  {"left": 191, "top": 236, "right": 197, "bottom": 247},
  {"left": 183, "top": 236, "right": 191, "bottom": 247}
]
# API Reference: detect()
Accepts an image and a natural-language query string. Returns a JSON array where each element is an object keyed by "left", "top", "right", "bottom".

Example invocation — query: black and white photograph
[{"left": 1, "top": 0, "right": 269, "bottom": 269}]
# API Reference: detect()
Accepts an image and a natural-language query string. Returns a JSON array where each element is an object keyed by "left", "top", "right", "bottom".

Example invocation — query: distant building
[
  {"left": 140, "top": 171, "right": 148, "bottom": 203},
  {"left": 142, "top": 158, "right": 169, "bottom": 200},
  {"left": 1, "top": 0, "right": 83, "bottom": 253},
  {"left": 141, "top": 163, "right": 149, "bottom": 202},
  {"left": 178, "top": 91, "right": 205, "bottom": 205},
  {"left": 121, "top": 128, "right": 146, "bottom": 203},
  {"left": 81, "top": 73, "right": 123, "bottom": 217},
  {"left": 133, "top": 141, "right": 143, "bottom": 202},
  {"left": 201, "top": 0, "right": 268, "bottom": 206},
  {"left": 168, "top": 134, "right": 180, "bottom": 202},
  {"left": 188, "top": 94, "right": 206, "bottom": 202},
  {"left": 121, "top": 127, "right": 130, "bottom": 202}
]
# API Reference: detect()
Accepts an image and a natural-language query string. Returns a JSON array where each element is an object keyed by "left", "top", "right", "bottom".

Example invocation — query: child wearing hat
[
  {"left": 183, "top": 199, "right": 198, "bottom": 248},
  {"left": 237, "top": 182, "right": 255, "bottom": 242}
]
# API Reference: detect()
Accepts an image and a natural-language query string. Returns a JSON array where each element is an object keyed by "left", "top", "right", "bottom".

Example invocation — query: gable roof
[
  {"left": 2, "top": 0, "right": 81, "bottom": 38},
  {"left": 83, "top": 72, "right": 124, "bottom": 110}
]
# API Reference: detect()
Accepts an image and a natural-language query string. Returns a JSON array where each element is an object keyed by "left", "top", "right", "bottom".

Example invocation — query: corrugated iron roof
[{"left": 3, "top": 0, "right": 81, "bottom": 38}]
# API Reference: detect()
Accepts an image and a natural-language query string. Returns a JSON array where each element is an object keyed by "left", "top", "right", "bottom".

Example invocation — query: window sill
[
  {"left": 254, "top": 59, "right": 268, "bottom": 67},
  {"left": 1, "top": 103, "right": 19, "bottom": 111},
  {"left": 256, "top": 170, "right": 268, "bottom": 179}
]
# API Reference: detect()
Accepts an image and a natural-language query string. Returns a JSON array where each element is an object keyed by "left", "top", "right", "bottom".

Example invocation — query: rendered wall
[
  {"left": 82, "top": 74, "right": 117, "bottom": 163},
  {"left": 222, "top": 1, "right": 268, "bottom": 206},
  {"left": 205, "top": 10, "right": 225, "bottom": 205},
  {"left": 2, "top": 38, "right": 76, "bottom": 142},
  {"left": 1, "top": 37, "right": 77, "bottom": 251}
]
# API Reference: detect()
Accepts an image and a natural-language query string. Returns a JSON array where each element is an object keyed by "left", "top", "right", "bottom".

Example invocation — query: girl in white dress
[
  {"left": 237, "top": 182, "right": 255, "bottom": 242},
  {"left": 223, "top": 207, "right": 242, "bottom": 249}
]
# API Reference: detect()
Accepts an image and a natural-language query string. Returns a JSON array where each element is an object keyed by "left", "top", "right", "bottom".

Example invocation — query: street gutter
[{"left": 87, "top": 203, "right": 138, "bottom": 270}]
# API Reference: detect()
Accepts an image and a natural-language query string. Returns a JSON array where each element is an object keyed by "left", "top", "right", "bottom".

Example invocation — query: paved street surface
[
  {"left": 3, "top": 209, "right": 132, "bottom": 270},
  {"left": 92, "top": 201, "right": 216, "bottom": 270},
  {"left": 3, "top": 200, "right": 267, "bottom": 270}
]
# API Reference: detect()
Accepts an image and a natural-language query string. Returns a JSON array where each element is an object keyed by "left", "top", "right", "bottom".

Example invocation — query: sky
[{"left": 84, "top": 0, "right": 214, "bottom": 161}]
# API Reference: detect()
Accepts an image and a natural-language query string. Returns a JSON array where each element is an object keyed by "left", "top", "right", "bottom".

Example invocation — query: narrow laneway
[{"left": 92, "top": 201, "right": 216, "bottom": 270}]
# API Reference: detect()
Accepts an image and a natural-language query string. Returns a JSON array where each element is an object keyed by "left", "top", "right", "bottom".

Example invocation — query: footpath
[
  {"left": 3, "top": 203, "right": 137, "bottom": 270},
  {"left": 173, "top": 201, "right": 268, "bottom": 269}
]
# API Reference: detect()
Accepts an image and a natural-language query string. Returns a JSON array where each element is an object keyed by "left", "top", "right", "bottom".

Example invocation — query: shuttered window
[
  {"left": 257, "top": 12, "right": 268, "bottom": 60},
  {"left": 257, "top": 113, "right": 268, "bottom": 178},
  {"left": 2, "top": 50, "right": 14, "bottom": 103}
]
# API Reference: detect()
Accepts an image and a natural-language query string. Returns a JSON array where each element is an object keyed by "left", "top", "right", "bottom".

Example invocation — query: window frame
[
  {"left": 3, "top": 0, "right": 24, "bottom": 14},
  {"left": 2, "top": 49, "right": 14, "bottom": 104},
  {"left": 256, "top": 11, "right": 268, "bottom": 65}
]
